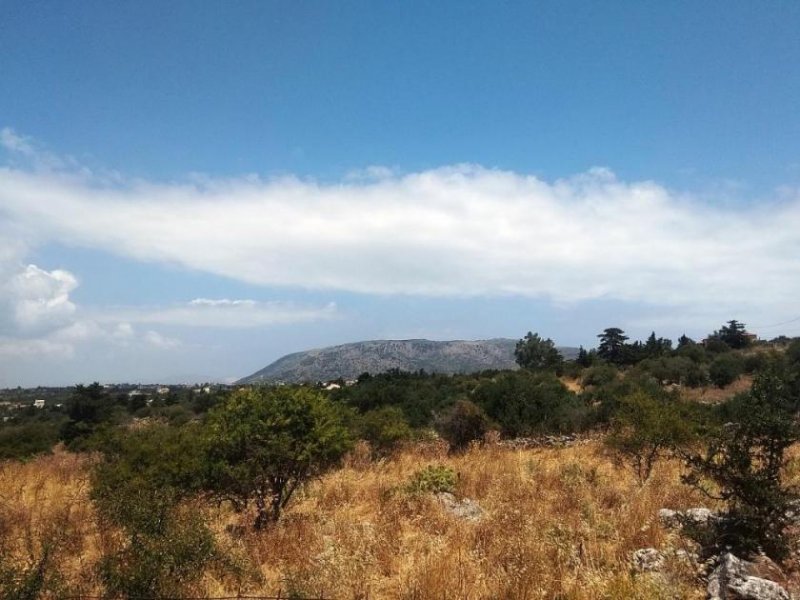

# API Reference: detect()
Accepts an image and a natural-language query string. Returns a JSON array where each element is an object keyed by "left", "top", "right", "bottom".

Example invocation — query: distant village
[
  {"left": 0, "top": 379, "right": 359, "bottom": 423},
  {"left": 0, "top": 383, "right": 226, "bottom": 421}
]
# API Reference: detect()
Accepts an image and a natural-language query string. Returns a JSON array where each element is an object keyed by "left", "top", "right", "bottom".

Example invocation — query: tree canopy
[{"left": 514, "top": 332, "right": 563, "bottom": 371}]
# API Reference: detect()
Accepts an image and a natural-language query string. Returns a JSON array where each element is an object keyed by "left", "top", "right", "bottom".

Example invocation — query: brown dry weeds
[{"left": 1, "top": 441, "right": 713, "bottom": 599}]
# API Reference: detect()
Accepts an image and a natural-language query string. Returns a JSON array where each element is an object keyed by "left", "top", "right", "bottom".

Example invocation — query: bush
[
  {"left": 0, "top": 421, "right": 61, "bottom": 460},
  {"left": 683, "top": 368, "right": 800, "bottom": 560},
  {"left": 96, "top": 503, "right": 233, "bottom": 599},
  {"left": 406, "top": 465, "right": 457, "bottom": 495},
  {"left": 435, "top": 399, "right": 491, "bottom": 452},
  {"left": 92, "top": 424, "right": 243, "bottom": 597},
  {"left": 356, "top": 406, "right": 413, "bottom": 455},
  {"left": 606, "top": 390, "right": 694, "bottom": 482},
  {"left": 709, "top": 353, "right": 744, "bottom": 388},
  {"left": 204, "top": 386, "right": 353, "bottom": 528},
  {"left": 474, "top": 371, "right": 586, "bottom": 437},
  {"left": 581, "top": 364, "right": 618, "bottom": 388}
]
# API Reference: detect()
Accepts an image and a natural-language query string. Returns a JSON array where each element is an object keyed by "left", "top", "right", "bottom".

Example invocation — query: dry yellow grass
[{"left": 1, "top": 441, "right": 718, "bottom": 599}]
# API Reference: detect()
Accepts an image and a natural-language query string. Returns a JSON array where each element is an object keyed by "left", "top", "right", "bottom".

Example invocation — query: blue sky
[{"left": 1, "top": 1, "right": 799, "bottom": 385}]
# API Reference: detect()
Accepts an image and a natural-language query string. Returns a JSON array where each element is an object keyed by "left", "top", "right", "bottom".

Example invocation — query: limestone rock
[
  {"left": 632, "top": 548, "right": 665, "bottom": 573},
  {"left": 707, "top": 553, "right": 790, "bottom": 600},
  {"left": 435, "top": 492, "right": 484, "bottom": 521}
]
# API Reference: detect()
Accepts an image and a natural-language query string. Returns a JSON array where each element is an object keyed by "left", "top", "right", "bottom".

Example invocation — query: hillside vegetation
[{"left": 3, "top": 320, "right": 800, "bottom": 599}]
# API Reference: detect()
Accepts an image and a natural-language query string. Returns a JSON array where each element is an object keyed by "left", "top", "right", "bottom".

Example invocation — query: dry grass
[
  {"left": 681, "top": 375, "right": 753, "bottom": 404},
  {"left": 1, "top": 441, "right": 717, "bottom": 599}
]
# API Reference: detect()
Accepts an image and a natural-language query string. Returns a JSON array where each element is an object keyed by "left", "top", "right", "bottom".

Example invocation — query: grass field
[{"left": 1, "top": 438, "right": 722, "bottom": 599}]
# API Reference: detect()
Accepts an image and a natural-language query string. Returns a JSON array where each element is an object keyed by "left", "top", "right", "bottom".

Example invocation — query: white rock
[
  {"left": 435, "top": 492, "right": 484, "bottom": 521},
  {"left": 707, "top": 553, "right": 790, "bottom": 600},
  {"left": 632, "top": 548, "right": 665, "bottom": 573}
]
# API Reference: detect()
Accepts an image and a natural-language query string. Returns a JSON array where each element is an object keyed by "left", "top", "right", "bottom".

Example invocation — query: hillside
[{"left": 238, "top": 338, "right": 579, "bottom": 384}]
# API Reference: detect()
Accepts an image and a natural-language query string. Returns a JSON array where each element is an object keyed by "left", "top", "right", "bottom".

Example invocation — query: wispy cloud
[{"left": 100, "top": 298, "right": 339, "bottom": 328}]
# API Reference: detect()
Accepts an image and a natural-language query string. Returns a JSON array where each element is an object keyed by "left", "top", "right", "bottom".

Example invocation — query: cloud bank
[{"left": 2, "top": 134, "right": 799, "bottom": 322}]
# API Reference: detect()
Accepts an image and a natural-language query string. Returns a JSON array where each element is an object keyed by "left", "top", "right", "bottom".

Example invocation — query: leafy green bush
[
  {"left": 683, "top": 368, "right": 800, "bottom": 560},
  {"left": 356, "top": 405, "right": 413, "bottom": 454},
  {"left": 406, "top": 465, "right": 457, "bottom": 495},
  {"left": 92, "top": 423, "right": 243, "bottom": 597},
  {"left": 606, "top": 390, "right": 694, "bottom": 482},
  {"left": 96, "top": 503, "right": 230, "bottom": 599},
  {"left": 474, "top": 371, "right": 586, "bottom": 437},
  {"left": 709, "top": 353, "right": 744, "bottom": 387},
  {"left": 0, "top": 421, "right": 61, "bottom": 460},
  {"left": 435, "top": 399, "right": 491, "bottom": 452},
  {"left": 204, "top": 386, "right": 353, "bottom": 528},
  {"left": 581, "top": 364, "right": 618, "bottom": 388}
]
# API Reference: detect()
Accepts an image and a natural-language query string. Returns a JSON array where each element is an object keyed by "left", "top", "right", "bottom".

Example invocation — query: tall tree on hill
[
  {"left": 716, "top": 319, "right": 752, "bottom": 349},
  {"left": 597, "top": 328, "right": 629, "bottom": 365},
  {"left": 514, "top": 332, "right": 563, "bottom": 372}
]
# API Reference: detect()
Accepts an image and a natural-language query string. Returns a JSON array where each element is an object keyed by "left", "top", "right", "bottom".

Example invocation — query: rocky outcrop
[
  {"left": 632, "top": 548, "right": 665, "bottom": 573},
  {"left": 707, "top": 553, "right": 790, "bottom": 600},
  {"left": 658, "top": 507, "right": 718, "bottom": 529},
  {"left": 435, "top": 492, "right": 484, "bottom": 521}
]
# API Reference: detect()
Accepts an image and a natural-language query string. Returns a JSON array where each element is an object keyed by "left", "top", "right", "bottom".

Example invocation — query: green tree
[
  {"left": 60, "top": 382, "right": 116, "bottom": 449},
  {"left": 575, "top": 346, "right": 592, "bottom": 368},
  {"left": 597, "top": 328, "right": 629, "bottom": 365},
  {"left": 607, "top": 390, "right": 693, "bottom": 483},
  {"left": 683, "top": 368, "right": 800, "bottom": 559},
  {"left": 514, "top": 332, "right": 563, "bottom": 371},
  {"left": 712, "top": 319, "right": 752, "bottom": 350},
  {"left": 204, "top": 386, "right": 352, "bottom": 528}
]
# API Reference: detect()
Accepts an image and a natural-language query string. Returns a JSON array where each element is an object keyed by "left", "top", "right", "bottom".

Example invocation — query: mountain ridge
[{"left": 238, "top": 338, "right": 579, "bottom": 384}]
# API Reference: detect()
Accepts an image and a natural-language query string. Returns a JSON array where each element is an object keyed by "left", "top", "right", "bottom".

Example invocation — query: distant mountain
[{"left": 238, "top": 339, "right": 580, "bottom": 384}]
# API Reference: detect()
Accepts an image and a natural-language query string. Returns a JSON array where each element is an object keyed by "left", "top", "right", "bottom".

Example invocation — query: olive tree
[{"left": 205, "top": 386, "right": 352, "bottom": 528}]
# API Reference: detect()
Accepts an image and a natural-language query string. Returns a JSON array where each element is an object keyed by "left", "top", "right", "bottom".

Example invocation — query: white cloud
[
  {"left": 7, "top": 264, "right": 78, "bottom": 331},
  {"left": 2, "top": 129, "right": 800, "bottom": 326},
  {"left": 0, "top": 128, "right": 36, "bottom": 157},
  {"left": 103, "top": 298, "right": 338, "bottom": 328},
  {"left": 143, "top": 330, "right": 181, "bottom": 349},
  {"left": 0, "top": 336, "right": 74, "bottom": 358}
]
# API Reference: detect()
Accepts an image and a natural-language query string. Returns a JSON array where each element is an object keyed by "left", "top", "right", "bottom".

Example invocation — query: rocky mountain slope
[{"left": 238, "top": 339, "right": 579, "bottom": 384}]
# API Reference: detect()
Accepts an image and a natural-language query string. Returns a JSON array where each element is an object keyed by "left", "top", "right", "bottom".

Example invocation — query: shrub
[
  {"left": 435, "top": 399, "right": 491, "bottom": 452},
  {"left": 96, "top": 503, "right": 227, "bottom": 599},
  {"left": 581, "top": 364, "right": 618, "bottom": 388},
  {"left": 0, "top": 421, "right": 61, "bottom": 460},
  {"left": 204, "top": 386, "right": 352, "bottom": 528},
  {"left": 406, "top": 465, "right": 457, "bottom": 495},
  {"left": 356, "top": 406, "right": 413, "bottom": 455},
  {"left": 474, "top": 371, "right": 586, "bottom": 437},
  {"left": 92, "top": 424, "right": 242, "bottom": 597},
  {"left": 606, "top": 390, "right": 694, "bottom": 482},
  {"left": 683, "top": 368, "right": 800, "bottom": 560},
  {"left": 709, "top": 353, "right": 744, "bottom": 388}
]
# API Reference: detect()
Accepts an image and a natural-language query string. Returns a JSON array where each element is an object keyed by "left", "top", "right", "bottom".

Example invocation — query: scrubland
[{"left": 2, "top": 439, "right": 717, "bottom": 599}]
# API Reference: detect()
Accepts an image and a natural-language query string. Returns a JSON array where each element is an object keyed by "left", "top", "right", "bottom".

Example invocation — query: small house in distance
[{"left": 33, "top": 399, "right": 45, "bottom": 409}]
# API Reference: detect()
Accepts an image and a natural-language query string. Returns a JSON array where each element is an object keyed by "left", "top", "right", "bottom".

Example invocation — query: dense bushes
[
  {"left": 473, "top": 371, "right": 587, "bottom": 437},
  {"left": 709, "top": 353, "right": 744, "bottom": 387}
]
